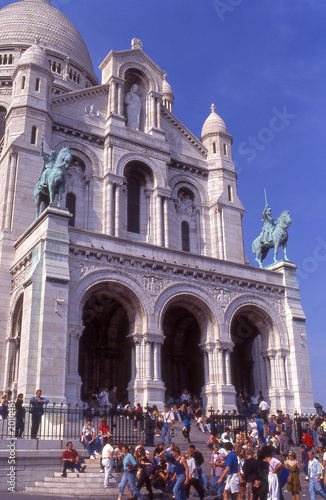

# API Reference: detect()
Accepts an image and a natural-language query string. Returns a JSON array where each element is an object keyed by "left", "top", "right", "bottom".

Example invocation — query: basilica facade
[{"left": 0, "top": 0, "right": 314, "bottom": 412}]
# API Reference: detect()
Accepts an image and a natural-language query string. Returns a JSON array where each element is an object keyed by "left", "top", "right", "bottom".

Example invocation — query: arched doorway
[
  {"left": 78, "top": 290, "right": 132, "bottom": 401},
  {"left": 162, "top": 305, "right": 204, "bottom": 400},
  {"left": 230, "top": 307, "right": 272, "bottom": 398}
]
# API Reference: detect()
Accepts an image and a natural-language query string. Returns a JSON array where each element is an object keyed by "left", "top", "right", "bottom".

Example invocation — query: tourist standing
[
  {"left": 15, "top": 393, "right": 25, "bottom": 438},
  {"left": 285, "top": 451, "right": 301, "bottom": 500},
  {"left": 30, "top": 389, "right": 49, "bottom": 439}
]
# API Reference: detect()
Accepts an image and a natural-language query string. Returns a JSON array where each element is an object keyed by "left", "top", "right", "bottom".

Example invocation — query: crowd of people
[{"left": 68, "top": 389, "right": 326, "bottom": 500}]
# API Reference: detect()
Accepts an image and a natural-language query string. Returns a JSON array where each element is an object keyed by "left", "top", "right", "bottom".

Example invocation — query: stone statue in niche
[
  {"left": 125, "top": 84, "right": 141, "bottom": 129},
  {"left": 176, "top": 190, "right": 194, "bottom": 215}
]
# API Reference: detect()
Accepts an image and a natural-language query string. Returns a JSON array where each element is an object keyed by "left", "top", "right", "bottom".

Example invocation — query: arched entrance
[
  {"left": 230, "top": 307, "right": 272, "bottom": 398},
  {"left": 162, "top": 305, "right": 204, "bottom": 400},
  {"left": 79, "top": 290, "right": 132, "bottom": 401}
]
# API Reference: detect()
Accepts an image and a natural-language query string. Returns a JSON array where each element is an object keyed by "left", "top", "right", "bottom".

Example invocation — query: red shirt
[
  {"left": 99, "top": 424, "right": 110, "bottom": 435},
  {"left": 63, "top": 449, "right": 78, "bottom": 460},
  {"left": 302, "top": 432, "right": 313, "bottom": 448}
]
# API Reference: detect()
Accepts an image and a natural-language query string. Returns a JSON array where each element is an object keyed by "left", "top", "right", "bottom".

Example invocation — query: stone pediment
[
  {"left": 51, "top": 84, "right": 109, "bottom": 129},
  {"left": 161, "top": 106, "right": 207, "bottom": 162}
]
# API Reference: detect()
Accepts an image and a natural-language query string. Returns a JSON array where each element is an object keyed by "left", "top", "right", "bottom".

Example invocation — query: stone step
[
  {"left": 24, "top": 486, "right": 120, "bottom": 496},
  {"left": 50, "top": 474, "right": 119, "bottom": 483}
]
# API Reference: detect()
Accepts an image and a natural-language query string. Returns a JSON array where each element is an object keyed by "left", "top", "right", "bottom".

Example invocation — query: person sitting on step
[{"left": 61, "top": 441, "right": 86, "bottom": 477}]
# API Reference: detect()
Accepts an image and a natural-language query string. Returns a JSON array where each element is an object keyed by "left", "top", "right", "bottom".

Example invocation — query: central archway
[
  {"left": 162, "top": 305, "right": 204, "bottom": 400},
  {"left": 230, "top": 306, "right": 273, "bottom": 398},
  {"left": 79, "top": 290, "right": 132, "bottom": 401}
]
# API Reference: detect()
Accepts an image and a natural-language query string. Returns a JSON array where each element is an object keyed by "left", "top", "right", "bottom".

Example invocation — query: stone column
[
  {"left": 263, "top": 355, "right": 270, "bottom": 389},
  {"left": 135, "top": 340, "right": 141, "bottom": 379},
  {"left": 153, "top": 342, "right": 160, "bottom": 380},
  {"left": 106, "top": 182, "right": 114, "bottom": 235},
  {"left": 225, "top": 349, "right": 232, "bottom": 385},
  {"left": 163, "top": 197, "right": 169, "bottom": 248},
  {"left": 84, "top": 175, "right": 91, "bottom": 230},
  {"left": 217, "top": 208, "right": 225, "bottom": 260},
  {"left": 278, "top": 354, "right": 287, "bottom": 389},
  {"left": 156, "top": 194, "right": 163, "bottom": 246},
  {"left": 269, "top": 354, "right": 276, "bottom": 388},
  {"left": 196, "top": 208, "right": 201, "bottom": 254},
  {"left": 203, "top": 350, "right": 209, "bottom": 385},
  {"left": 156, "top": 98, "right": 161, "bottom": 129},
  {"left": 115, "top": 183, "right": 121, "bottom": 237},
  {"left": 217, "top": 347, "right": 225, "bottom": 385},
  {"left": 5, "top": 153, "right": 18, "bottom": 230},
  {"left": 131, "top": 345, "right": 136, "bottom": 381},
  {"left": 145, "top": 189, "right": 152, "bottom": 238},
  {"left": 145, "top": 341, "right": 152, "bottom": 380},
  {"left": 67, "top": 325, "right": 84, "bottom": 375},
  {"left": 207, "top": 346, "right": 214, "bottom": 384},
  {"left": 117, "top": 84, "right": 123, "bottom": 115}
]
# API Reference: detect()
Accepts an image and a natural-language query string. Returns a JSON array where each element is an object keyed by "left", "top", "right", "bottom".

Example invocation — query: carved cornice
[
  {"left": 168, "top": 159, "right": 208, "bottom": 179},
  {"left": 10, "top": 253, "right": 32, "bottom": 292},
  {"left": 52, "top": 123, "right": 104, "bottom": 147},
  {"left": 52, "top": 83, "right": 109, "bottom": 106}
]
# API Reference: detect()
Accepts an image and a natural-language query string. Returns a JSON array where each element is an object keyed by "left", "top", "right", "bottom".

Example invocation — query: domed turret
[
  {"left": 162, "top": 74, "right": 174, "bottom": 112},
  {"left": 17, "top": 41, "right": 49, "bottom": 68},
  {"left": 201, "top": 104, "right": 228, "bottom": 138}
]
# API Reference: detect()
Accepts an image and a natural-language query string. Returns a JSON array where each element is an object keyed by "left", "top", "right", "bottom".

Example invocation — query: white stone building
[{"left": 0, "top": 0, "right": 314, "bottom": 412}]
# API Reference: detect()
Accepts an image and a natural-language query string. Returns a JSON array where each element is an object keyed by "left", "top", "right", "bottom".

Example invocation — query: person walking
[
  {"left": 172, "top": 446, "right": 189, "bottom": 500},
  {"left": 117, "top": 444, "right": 142, "bottom": 500},
  {"left": 285, "top": 451, "right": 301, "bottom": 500},
  {"left": 160, "top": 405, "right": 174, "bottom": 446},
  {"left": 308, "top": 450, "right": 326, "bottom": 500}
]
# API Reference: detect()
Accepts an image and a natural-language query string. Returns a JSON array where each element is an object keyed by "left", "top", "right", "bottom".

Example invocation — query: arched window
[
  {"left": 66, "top": 192, "right": 76, "bottom": 227},
  {"left": 127, "top": 176, "right": 140, "bottom": 233},
  {"left": 21, "top": 76, "right": 26, "bottom": 89},
  {"left": 181, "top": 221, "right": 190, "bottom": 252},
  {"left": 57, "top": 63, "right": 61, "bottom": 74},
  {"left": 0, "top": 106, "right": 7, "bottom": 140},
  {"left": 8, "top": 54, "right": 13, "bottom": 64},
  {"left": 35, "top": 78, "right": 40, "bottom": 92}
]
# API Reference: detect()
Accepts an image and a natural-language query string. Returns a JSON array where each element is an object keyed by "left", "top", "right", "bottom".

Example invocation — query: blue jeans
[
  {"left": 83, "top": 434, "right": 100, "bottom": 457},
  {"left": 162, "top": 423, "right": 171, "bottom": 445},
  {"left": 258, "top": 427, "right": 267, "bottom": 445},
  {"left": 309, "top": 477, "right": 326, "bottom": 500},
  {"left": 119, "top": 470, "right": 142, "bottom": 499},
  {"left": 212, "top": 472, "right": 225, "bottom": 499},
  {"left": 173, "top": 473, "right": 187, "bottom": 500}
]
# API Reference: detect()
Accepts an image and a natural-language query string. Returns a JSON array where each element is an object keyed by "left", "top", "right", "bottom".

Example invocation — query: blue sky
[{"left": 4, "top": 0, "right": 326, "bottom": 406}]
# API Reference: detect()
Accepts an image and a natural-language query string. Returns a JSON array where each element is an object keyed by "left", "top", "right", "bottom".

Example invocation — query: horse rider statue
[
  {"left": 260, "top": 204, "right": 276, "bottom": 246},
  {"left": 38, "top": 135, "right": 56, "bottom": 188}
]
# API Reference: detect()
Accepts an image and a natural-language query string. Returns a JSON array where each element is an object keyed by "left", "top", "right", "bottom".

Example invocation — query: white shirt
[
  {"left": 186, "top": 457, "right": 198, "bottom": 479},
  {"left": 162, "top": 410, "right": 174, "bottom": 424},
  {"left": 309, "top": 458, "right": 322, "bottom": 478},
  {"left": 102, "top": 443, "right": 113, "bottom": 460},
  {"left": 259, "top": 400, "right": 270, "bottom": 411}
]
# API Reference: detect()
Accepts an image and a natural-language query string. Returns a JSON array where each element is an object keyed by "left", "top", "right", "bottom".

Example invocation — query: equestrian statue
[
  {"left": 252, "top": 194, "right": 292, "bottom": 268},
  {"left": 34, "top": 135, "right": 72, "bottom": 219}
]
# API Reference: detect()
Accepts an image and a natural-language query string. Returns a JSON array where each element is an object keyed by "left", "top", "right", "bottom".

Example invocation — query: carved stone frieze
[
  {"left": 136, "top": 274, "right": 173, "bottom": 295},
  {"left": 109, "top": 137, "right": 169, "bottom": 162},
  {"left": 212, "top": 287, "right": 238, "bottom": 309},
  {"left": 270, "top": 297, "right": 285, "bottom": 316}
]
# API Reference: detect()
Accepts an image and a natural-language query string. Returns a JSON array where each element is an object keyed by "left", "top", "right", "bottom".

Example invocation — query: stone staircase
[{"left": 4, "top": 420, "right": 217, "bottom": 498}]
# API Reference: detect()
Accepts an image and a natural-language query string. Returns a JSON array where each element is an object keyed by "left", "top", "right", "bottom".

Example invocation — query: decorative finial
[
  {"left": 34, "top": 35, "right": 41, "bottom": 46},
  {"left": 163, "top": 73, "right": 167, "bottom": 81},
  {"left": 131, "top": 38, "right": 143, "bottom": 50},
  {"left": 210, "top": 103, "right": 216, "bottom": 113}
]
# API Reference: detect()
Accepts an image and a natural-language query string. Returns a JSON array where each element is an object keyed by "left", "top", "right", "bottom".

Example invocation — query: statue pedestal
[{"left": 13, "top": 207, "right": 72, "bottom": 403}]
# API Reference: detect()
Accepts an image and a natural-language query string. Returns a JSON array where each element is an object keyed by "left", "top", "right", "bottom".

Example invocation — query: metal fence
[
  {"left": 0, "top": 403, "right": 318, "bottom": 447},
  {"left": 0, "top": 404, "right": 147, "bottom": 445}
]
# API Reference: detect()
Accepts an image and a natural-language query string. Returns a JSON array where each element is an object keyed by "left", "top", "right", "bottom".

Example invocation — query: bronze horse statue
[
  {"left": 252, "top": 210, "right": 292, "bottom": 268},
  {"left": 34, "top": 145, "right": 72, "bottom": 219}
]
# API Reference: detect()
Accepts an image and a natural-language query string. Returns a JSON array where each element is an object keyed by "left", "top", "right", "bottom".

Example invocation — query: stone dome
[
  {"left": 18, "top": 42, "right": 49, "bottom": 68},
  {"left": 201, "top": 104, "right": 228, "bottom": 138},
  {"left": 0, "top": 0, "right": 98, "bottom": 84},
  {"left": 162, "top": 75, "right": 174, "bottom": 98}
]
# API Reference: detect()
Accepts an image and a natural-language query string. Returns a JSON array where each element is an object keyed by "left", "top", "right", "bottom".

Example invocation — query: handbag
[
  {"left": 278, "top": 467, "right": 290, "bottom": 488},
  {"left": 170, "top": 428, "right": 175, "bottom": 438}
]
